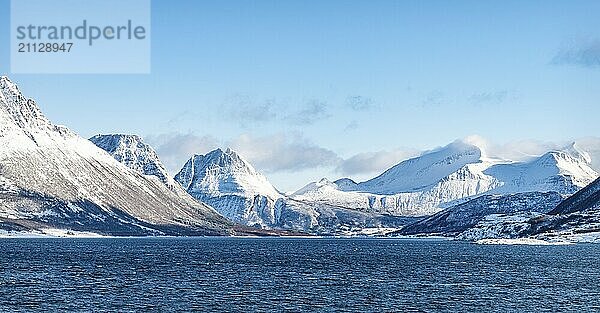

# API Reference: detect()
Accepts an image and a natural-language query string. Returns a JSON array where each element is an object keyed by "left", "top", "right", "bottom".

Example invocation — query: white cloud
[
  {"left": 344, "top": 120, "right": 360, "bottom": 131},
  {"left": 146, "top": 132, "right": 340, "bottom": 175},
  {"left": 221, "top": 93, "right": 280, "bottom": 127},
  {"left": 575, "top": 137, "right": 600, "bottom": 171},
  {"left": 468, "top": 90, "right": 511, "bottom": 107},
  {"left": 336, "top": 148, "right": 420, "bottom": 176},
  {"left": 229, "top": 133, "right": 340, "bottom": 172},
  {"left": 421, "top": 90, "right": 446, "bottom": 107},
  {"left": 345, "top": 96, "right": 376, "bottom": 111},
  {"left": 284, "top": 99, "right": 330, "bottom": 125},
  {"left": 145, "top": 133, "right": 219, "bottom": 174},
  {"left": 485, "top": 139, "right": 562, "bottom": 161}
]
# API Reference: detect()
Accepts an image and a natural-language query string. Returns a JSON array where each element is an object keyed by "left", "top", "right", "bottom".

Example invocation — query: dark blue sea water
[{"left": 0, "top": 238, "right": 600, "bottom": 312}]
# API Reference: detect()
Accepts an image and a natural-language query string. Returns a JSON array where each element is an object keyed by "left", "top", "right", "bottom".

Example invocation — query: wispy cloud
[
  {"left": 468, "top": 90, "right": 510, "bottom": 107},
  {"left": 483, "top": 139, "right": 562, "bottom": 161},
  {"left": 421, "top": 90, "right": 446, "bottom": 107},
  {"left": 552, "top": 38, "right": 600, "bottom": 68},
  {"left": 577, "top": 137, "right": 600, "bottom": 170},
  {"left": 146, "top": 132, "right": 340, "bottom": 174},
  {"left": 345, "top": 95, "right": 376, "bottom": 111},
  {"left": 284, "top": 99, "right": 331, "bottom": 125},
  {"left": 166, "top": 110, "right": 199, "bottom": 127},
  {"left": 344, "top": 120, "right": 360, "bottom": 131},
  {"left": 336, "top": 148, "right": 420, "bottom": 176},
  {"left": 418, "top": 90, "right": 516, "bottom": 109},
  {"left": 221, "top": 93, "right": 280, "bottom": 127},
  {"left": 220, "top": 95, "right": 331, "bottom": 126},
  {"left": 230, "top": 133, "right": 340, "bottom": 172},
  {"left": 145, "top": 133, "right": 219, "bottom": 174}
]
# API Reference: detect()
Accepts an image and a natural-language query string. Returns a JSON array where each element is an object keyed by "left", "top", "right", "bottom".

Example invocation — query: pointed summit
[
  {"left": 175, "top": 148, "right": 280, "bottom": 199},
  {"left": 292, "top": 178, "right": 339, "bottom": 196},
  {"left": 0, "top": 76, "right": 52, "bottom": 132},
  {"left": 201, "top": 147, "right": 252, "bottom": 172},
  {"left": 334, "top": 178, "right": 358, "bottom": 191},
  {"left": 175, "top": 148, "right": 282, "bottom": 227},
  {"left": 0, "top": 76, "right": 19, "bottom": 96},
  {"left": 90, "top": 134, "right": 175, "bottom": 188}
]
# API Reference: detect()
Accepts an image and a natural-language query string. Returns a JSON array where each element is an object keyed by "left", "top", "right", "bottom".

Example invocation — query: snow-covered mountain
[
  {"left": 400, "top": 177, "right": 600, "bottom": 243},
  {"left": 293, "top": 140, "right": 598, "bottom": 216},
  {"left": 6, "top": 74, "right": 595, "bottom": 238},
  {"left": 173, "top": 148, "right": 416, "bottom": 233},
  {"left": 456, "top": 178, "right": 600, "bottom": 243},
  {"left": 485, "top": 145, "right": 597, "bottom": 195},
  {"left": 347, "top": 140, "right": 484, "bottom": 194},
  {"left": 175, "top": 148, "right": 282, "bottom": 227},
  {"left": 399, "top": 191, "right": 563, "bottom": 237},
  {"left": 0, "top": 76, "right": 232, "bottom": 236},
  {"left": 518, "top": 177, "right": 600, "bottom": 243},
  {"left": 272, "top": 198, "right": 418, "bottom": 235},
  {"left": 550, "top": 177, "right": 600, "bottom": 215},
  {"left": 90, "top": 134, "right": 179, "bottom": 190},
  {"left": 89, "top": 137, "right": 286, "bottom": 228}
]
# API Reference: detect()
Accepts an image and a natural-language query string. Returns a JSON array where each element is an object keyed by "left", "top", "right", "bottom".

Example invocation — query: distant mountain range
[
  {"left": 93, "top": 132, "right": 598, "bottom": 236},
  {"left": 2, "top": 76, "right": 600, "bottom": 241},
  {"left": 96, "top": 141, "right": 416, "bottom": 233},
  {"left": 292, "top": 140, "right": 596, "bottom": 217}
]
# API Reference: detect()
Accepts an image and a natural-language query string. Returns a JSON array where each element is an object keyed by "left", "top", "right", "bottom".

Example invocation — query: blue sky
[{"left": 1, "top": 0, "right": 600, "bottom": 191}]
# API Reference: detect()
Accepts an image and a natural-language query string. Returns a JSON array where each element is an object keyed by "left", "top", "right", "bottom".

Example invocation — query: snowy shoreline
[
  {"left": 475, "top": 238, "right": 573, "bottom": 245},
  {"left": 0, "top": 229, "right": 588, "bottom": 245}
]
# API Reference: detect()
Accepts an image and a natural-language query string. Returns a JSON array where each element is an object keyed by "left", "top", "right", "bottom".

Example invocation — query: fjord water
[{"left": 1, "top": 238, "right": 599, "bottom": 312}]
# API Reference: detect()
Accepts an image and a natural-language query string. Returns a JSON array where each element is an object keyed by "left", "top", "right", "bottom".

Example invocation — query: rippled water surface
[{"left": 1, "top": 238, "right": 600, "bottom": 312}]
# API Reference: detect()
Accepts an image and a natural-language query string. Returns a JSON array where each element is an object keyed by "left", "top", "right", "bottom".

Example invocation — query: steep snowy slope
[
  {"left": 484, "top": 145, "right": 597, "bottom": 195},
  {"left": 506, "top": 178, "right": 600, "bottom": 242},
  {"left": 399, "top": 192, "right": 563, "bottom": 236},
  {"left": 294, "top": 140, "right": 597, "bottom": 216},
  {"left": 350, "top": 140, "right": 484, "bottom": 194},
  {"left": 549, "top": 177, "right": 600, "bottom": 215},
  {"left": 457, "top": 178, "right": 600, "bottom": 243},
  {"left": 176, "top": 148, "right": 281, "bottom": 199},
  {"left": 0, "top": 76, "right": 231, "bottom": 236},
  {"left": 175, "top": 148, "right": 282, "bottom": 227},
  {"left": 90, "top": 134, "right": 179, "bottom": 190}
]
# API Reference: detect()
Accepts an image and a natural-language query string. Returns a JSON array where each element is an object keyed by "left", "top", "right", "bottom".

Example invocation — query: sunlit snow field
[{"left": 1, "top": 238, "right": 599, "bottom": 312}]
